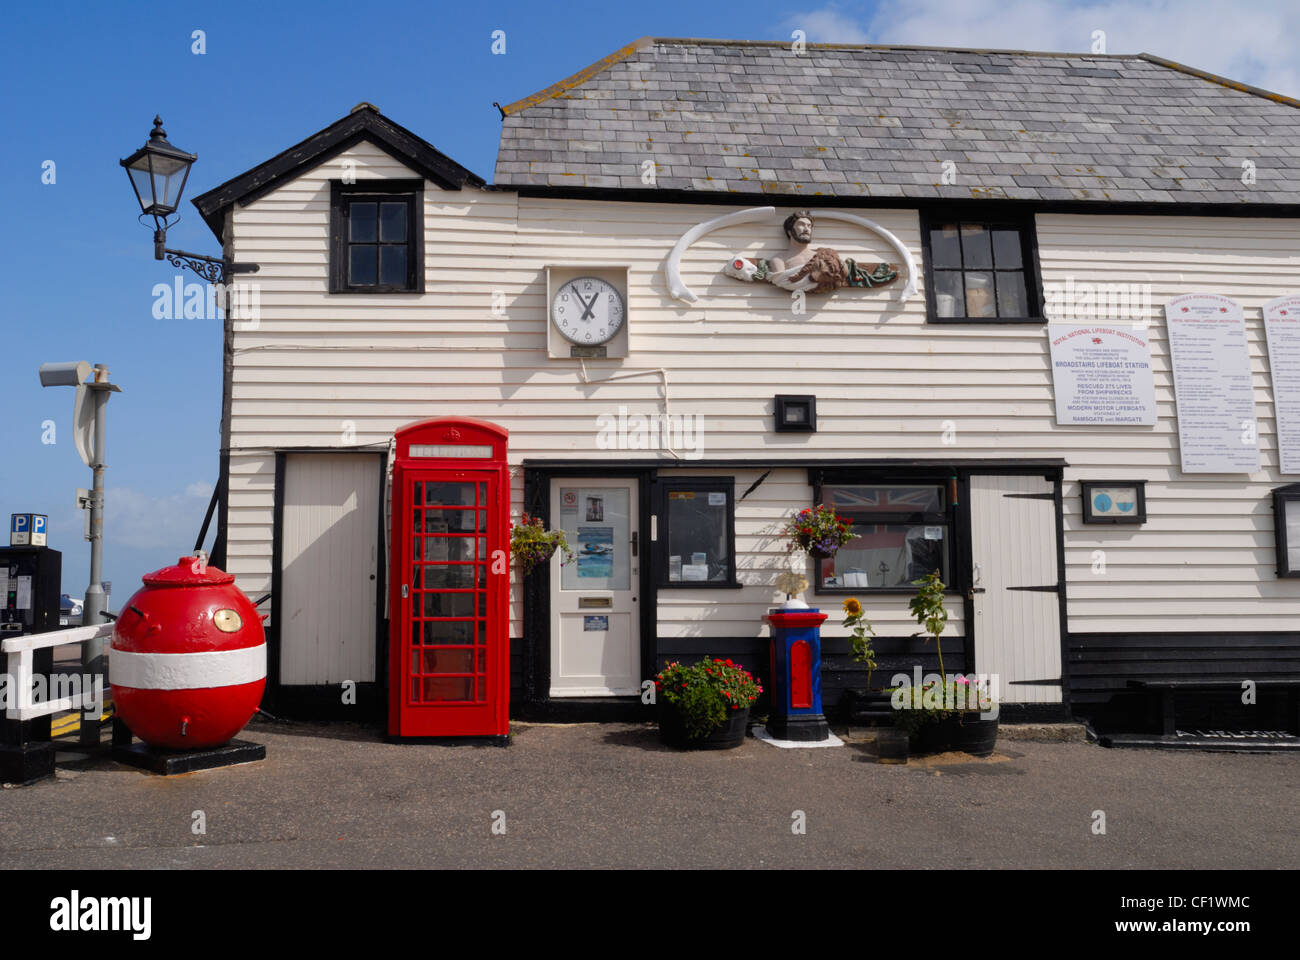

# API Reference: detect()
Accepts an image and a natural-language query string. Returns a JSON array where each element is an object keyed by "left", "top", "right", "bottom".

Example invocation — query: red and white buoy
[{"left": 110, "top": 557, "right": 265, "bottom": 749}]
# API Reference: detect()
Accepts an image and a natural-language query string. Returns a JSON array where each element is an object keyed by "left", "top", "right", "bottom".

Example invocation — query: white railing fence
[{"left": 2, "top": 623, "right": 111, "bottom": 721}]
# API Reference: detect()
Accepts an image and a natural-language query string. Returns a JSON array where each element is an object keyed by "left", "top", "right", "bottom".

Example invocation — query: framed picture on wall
[{"left": 1081, "top": 481, "right": 1146, "bottom": 524}]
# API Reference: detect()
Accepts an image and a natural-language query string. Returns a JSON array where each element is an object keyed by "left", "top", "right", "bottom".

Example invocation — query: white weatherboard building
[{"left": 188, "top": 38, "right": 1300, "bottom": 732}]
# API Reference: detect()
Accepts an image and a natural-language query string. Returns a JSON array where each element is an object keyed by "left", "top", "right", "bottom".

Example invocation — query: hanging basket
[{"left": 516, "top": 542, "right": 558, "bottom": 576}]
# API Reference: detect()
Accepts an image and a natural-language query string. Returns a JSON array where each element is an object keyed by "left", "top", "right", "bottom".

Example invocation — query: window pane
[
  {"left": 349, "top": 202, "right": 377, "bottom": 242},
  {"left": 996, "top": 271, "right": 1028, "bottom": 317},
  {"left": 825, "top": 524, "right": 949, "bottom": 589},
  {"left": 929, "top": 224, "right": 962, "bottom": 268},
  {"left": 665, "top": 488, "right": 730, "bottom": 582},
  {"left": 992, "top": 229, "right": 1023, "bottom": 269},
  {"left": 826, "top": 485, "right": 944, "bottom": 514},
  {"left": 379, "top": 202, "right": 407, "bottom": 242},
  {"left": 964, "top": 271, "right": 996, "bottom": 318},
  {"left": 348, "top": 245, "right": 377, "bottom": 285},
  {"left": 380, "top": 245, "right": 407, "bottom": 286},
  {"left": 423, "top": 619, "right": 477, "bottom": 644},
  {"left": 933, "top": 270, "right": 965, "bottom": 317},
  {"left": 960, "top": 223, "right": 993, "bottom": 269}
]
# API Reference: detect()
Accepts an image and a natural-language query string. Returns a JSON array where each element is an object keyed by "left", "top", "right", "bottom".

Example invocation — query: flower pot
[
  {"left": 909, "top": 715, "right": 957, "bottom": 755},
  {"left": 658, "top": 704, "right": 750, "bottom": 750},
  {"left": 952, "top": 714, "right": 998, "bottom": 757},
  {"left": 875, "top": 727, "right": 909, "bottom": 764},
  {"left": 807, "top": 547, "right": 835, "bottom": 561}
]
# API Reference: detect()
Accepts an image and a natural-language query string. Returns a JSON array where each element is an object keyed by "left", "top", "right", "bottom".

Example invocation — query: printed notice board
[
  {"left": 1048, "top": 324, "right": 1156, "bottom": 425},
  {"left": 1164, "top": 294, "right": 1259, "bottom": 474},
  {"left": 1264, "top": 294, "right": 1300, "bottom": 475}
]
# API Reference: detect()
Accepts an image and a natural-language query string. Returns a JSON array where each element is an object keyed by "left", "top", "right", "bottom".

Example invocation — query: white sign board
[
  {"left": 1263, "top": 294, "right": 1300, "bottom": 475},
  {"left": 1164, "top": 294, "right": 1259, "bottom": 474},
  {"left": 1048, "top": 325, "right": 1156, "bottom": 425}
]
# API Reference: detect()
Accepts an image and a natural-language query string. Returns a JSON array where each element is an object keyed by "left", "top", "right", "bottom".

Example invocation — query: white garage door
[{"left": 280, "top": 453, "right": 381, "bottom": 685}]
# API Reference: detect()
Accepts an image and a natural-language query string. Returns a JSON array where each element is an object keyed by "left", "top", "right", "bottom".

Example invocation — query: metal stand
[{"left": 110, "top": 717, "right": 265, "bottom": 775}]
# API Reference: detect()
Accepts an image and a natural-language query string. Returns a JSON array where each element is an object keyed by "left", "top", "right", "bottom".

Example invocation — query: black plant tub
[{"left": 659, "top": 705, "right": 750, "bottom": 750}]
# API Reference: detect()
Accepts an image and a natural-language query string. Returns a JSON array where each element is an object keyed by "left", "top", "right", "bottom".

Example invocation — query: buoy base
[{"left": 112, "top": 738, "right": 266, "bottom": 776}]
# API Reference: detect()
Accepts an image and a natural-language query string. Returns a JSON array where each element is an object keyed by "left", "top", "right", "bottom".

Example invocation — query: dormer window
[{"left": 330, "top": 180, "right": 423, "bottom": 293}]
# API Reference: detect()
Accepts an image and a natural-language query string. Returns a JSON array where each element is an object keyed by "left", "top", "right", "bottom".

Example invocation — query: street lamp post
[
  {"left": 121, "top": 116, "right": 260, "bottom": 571},
  {"left": 120, "top": 116, "right": 259, "bottom": 287}
]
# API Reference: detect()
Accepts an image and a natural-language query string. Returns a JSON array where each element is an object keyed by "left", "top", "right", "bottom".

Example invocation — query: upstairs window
[
  {"left": 330, "top": 180, "right": 423, "bottom": 293},
  {"left": 922, "top": 213, "right": 1041, "bottom": 323}
]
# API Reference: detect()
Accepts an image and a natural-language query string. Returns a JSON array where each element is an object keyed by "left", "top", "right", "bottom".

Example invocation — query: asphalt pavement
[{"left": 2, "top": 718, "right": 1296, "bottom": 869}]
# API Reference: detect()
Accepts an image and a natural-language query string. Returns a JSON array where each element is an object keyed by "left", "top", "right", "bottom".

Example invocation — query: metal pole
[{"left": 80, "top": 366, "right": 110, "bottom": 745}]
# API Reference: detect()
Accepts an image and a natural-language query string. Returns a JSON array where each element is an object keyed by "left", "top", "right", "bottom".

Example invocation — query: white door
[
  {"left": 969, "top": 475, "right": 1062, "bottom": 704},
  {"left": 549, "top": 480, "right": 640, "bottom": 696},
  {"left": 281, "top": 453, "right": 380, "bottom": 685}
]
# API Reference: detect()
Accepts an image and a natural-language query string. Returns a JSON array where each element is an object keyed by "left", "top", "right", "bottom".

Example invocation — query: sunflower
[{"left": 842, "top": 597, "right": 862, "bottom": 616}]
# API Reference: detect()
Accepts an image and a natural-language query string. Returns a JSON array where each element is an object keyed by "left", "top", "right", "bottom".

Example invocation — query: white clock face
[{"left": 552, "top": 276, "right": 626, "bottom": 345}]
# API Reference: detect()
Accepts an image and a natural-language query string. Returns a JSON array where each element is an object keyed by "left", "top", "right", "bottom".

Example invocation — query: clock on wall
[{"left": 546, "top": 265, "right": 631, "bottom": 359}]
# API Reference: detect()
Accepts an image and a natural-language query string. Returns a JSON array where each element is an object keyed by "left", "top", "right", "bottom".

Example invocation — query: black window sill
[
  {"left": 927, "top": 315, "right": 1045, "bottom": 324},
  {"left": 330, "top": 285, "right": 425, "bottom": 295},
  {"left": 814, "top": 587, "right": 962, "bottom": 595},
  {"left": 658, "top": 579, "right": 744, "bottom": 590}
]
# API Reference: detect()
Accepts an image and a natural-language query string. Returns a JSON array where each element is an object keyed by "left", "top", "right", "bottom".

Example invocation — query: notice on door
[
  {"left": 1048, "top": 324, "right": 1156, "bottom": 425},
  {"left": 1165, "top": 294, "right": 1260, "bottom": 474},
  {"left": 1264, "top": 294, "right": 1300, "bottom": 475}
]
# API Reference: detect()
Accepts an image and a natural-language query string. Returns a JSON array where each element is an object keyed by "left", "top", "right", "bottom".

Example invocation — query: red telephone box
[{"left": 389, "top": 418, "right": 509, "bottom": 739}]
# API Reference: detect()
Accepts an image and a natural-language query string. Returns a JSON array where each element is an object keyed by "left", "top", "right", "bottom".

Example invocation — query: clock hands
[{"left": 571, "top": 283, "right": 597, "bottom": 321}]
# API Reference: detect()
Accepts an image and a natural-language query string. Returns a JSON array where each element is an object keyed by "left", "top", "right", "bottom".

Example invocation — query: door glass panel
[
  {"left": 557, "top": 486, "right": 631, "bottom": 591},
  {"left": 424, "top": 648, "right": 474, "bottom": 674},
  {"left": 423, "top": 619, "right": 477, "bottom": 644},
  {"left": 408, "top": 474, "right": 490, "bottom": 705}
]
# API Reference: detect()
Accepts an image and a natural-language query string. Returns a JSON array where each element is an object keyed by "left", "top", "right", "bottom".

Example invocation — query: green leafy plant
[
  {"left": 510, "top": 514, "right": 573, "bottom": 576},
  {"left": 655, "top": 657, "right": 762, "bottom": 740},
  {"left": 842, "top": 597, "right": 877, "bottom": 690},
  {"left": 908, "top": 569, "right": 949, "bottom": 682},
  {"left": 890, "top": 676, "right": 997, "bottom": 734}
]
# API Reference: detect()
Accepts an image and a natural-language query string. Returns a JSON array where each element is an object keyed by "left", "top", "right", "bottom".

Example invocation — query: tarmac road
[{"left": 1, "top": 719, "right": 1296, "bottom": 869}]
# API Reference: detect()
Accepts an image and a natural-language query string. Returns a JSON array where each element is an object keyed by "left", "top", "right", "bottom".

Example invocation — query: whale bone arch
[{"left": 665, "top": 205, "right": 917, "bottom": 304}]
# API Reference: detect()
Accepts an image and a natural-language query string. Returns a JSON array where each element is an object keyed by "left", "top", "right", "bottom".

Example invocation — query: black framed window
[
  {"left": 654, "top": 478, "right": 738, "bottom": 587},
  {"left": 330, "top": 180, "right": 423, "bottom": 293},
  {"left": 921, "top": 211, "right": 1042, "bottom": 323},
  {"left": 813, "top": 482, "right": 952, "bottom": 592},
  {"left": 1273, "top": 483, "right": 1300, "bottom": 578}
]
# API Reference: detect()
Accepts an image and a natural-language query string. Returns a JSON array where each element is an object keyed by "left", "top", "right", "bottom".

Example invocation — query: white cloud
[
  {"left": 105, "top": 484, "right": 213, "bottom": 550},
  {"left": 783, "top": 0, "right": 1300, "bottom": 97}
]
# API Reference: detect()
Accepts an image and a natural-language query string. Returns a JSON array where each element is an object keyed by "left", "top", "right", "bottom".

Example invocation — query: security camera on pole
[{"left": 38, "top": 360, "right": 121, "bottom": 745}]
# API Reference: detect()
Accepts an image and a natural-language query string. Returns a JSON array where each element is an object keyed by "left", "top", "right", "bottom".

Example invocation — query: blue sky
[{"left": 1, "top": 0, "right": 1294, "bottom": 600}]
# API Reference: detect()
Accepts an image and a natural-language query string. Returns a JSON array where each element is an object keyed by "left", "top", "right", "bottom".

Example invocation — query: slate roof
[{"left": 494, "top": 37, "right": 1300, "bottom": 205}]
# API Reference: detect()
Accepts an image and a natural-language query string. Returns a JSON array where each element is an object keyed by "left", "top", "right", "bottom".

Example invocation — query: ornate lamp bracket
[{"left": 163, "top": 247, "right": 260, "bottom": 285}]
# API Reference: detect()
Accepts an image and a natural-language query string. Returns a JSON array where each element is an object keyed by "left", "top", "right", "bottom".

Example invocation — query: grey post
[{"left": 80, "top": 367, "right": 110, "bottom": 744}]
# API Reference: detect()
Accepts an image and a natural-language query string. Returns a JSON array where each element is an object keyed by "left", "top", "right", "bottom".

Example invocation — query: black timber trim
[
  {"left": 526, "top": 457, "right": 1069, "bottom": 471},
  {"left": 507, "top": 184, "right": 1300, "bottom": 218},
  {"left": 1067, "top": 631, "right": 1300, "bottom": 705},
  {"left": 268, "top": 449, "right": 388, "bottom": 720},
  {"left": 519, "top": 467, "right": 657, "bottom": 710},
  {"left": 191, "top": 106, "right": 486, "bottom": 241}
]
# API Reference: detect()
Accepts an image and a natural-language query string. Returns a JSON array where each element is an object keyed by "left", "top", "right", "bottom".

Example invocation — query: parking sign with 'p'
[{"left": 10, "top": 514, "right": 48, "bottom": 547}]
